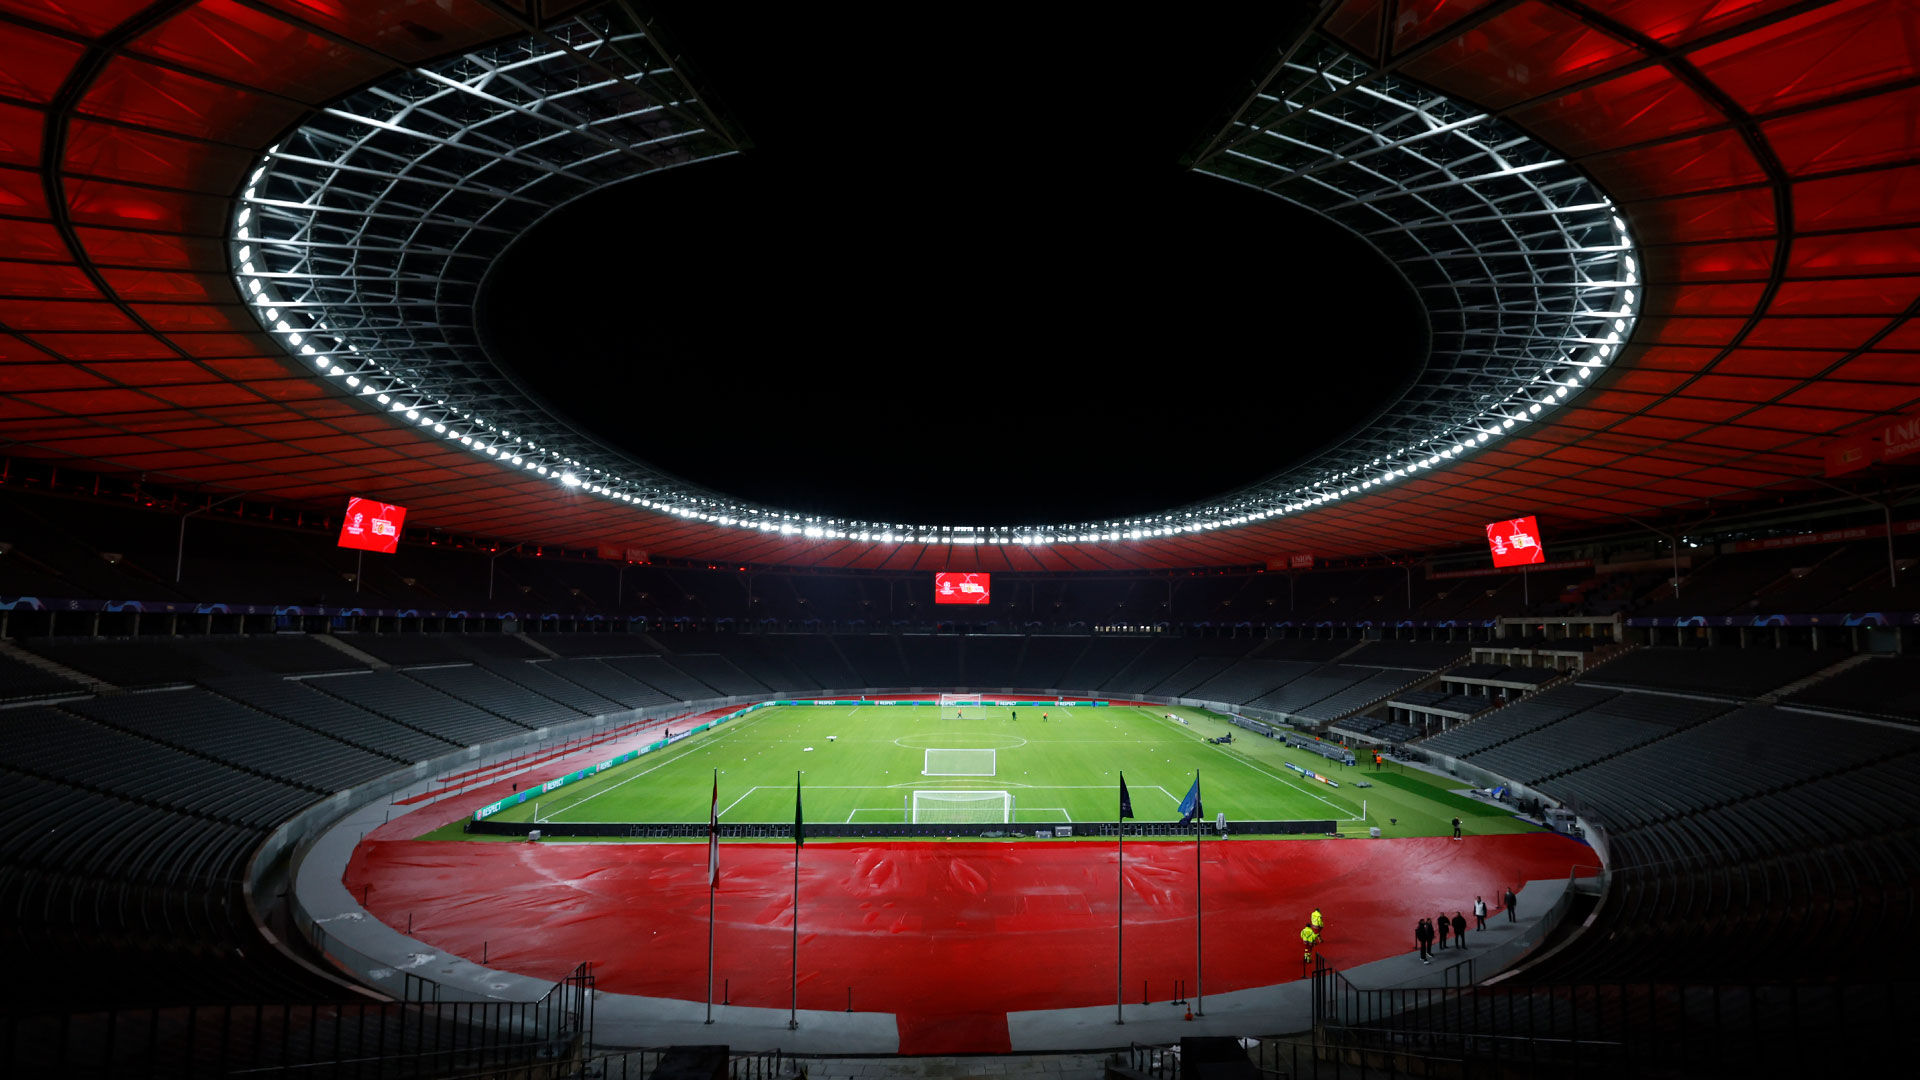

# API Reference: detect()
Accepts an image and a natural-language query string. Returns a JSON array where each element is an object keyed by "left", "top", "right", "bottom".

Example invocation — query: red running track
[{"left": 345, "top": 830, "right": 1589, "bottom": 1054}]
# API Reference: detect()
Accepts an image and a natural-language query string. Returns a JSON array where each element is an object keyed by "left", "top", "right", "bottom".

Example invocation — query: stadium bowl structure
[
  {"left": 6, "top": 0, "right": 1920, "bottom": 567},
  {"left": 5, "top": 0, "right": 1920, "bottom": 1071}
]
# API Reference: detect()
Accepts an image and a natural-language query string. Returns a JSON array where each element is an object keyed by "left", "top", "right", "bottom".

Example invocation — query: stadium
[{"left": 2, "top": 0, "right": 1918, "bottom": 1075}]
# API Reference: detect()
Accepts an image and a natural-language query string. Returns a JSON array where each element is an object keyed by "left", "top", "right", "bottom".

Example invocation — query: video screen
[
  {"left": 934, "top": 572, "right": 991, "bottom": 605},
  {"left": 338, "top": 497, "right": 407, "bottom": 554},
  {"left": 1486, "top": 515, "right": 1546, "bottom": 568}
]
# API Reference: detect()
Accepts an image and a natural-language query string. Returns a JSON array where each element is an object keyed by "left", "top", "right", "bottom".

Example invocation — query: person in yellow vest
[
  {"left": 1310, "top": 908, "right": 1325, "bottom": 934},
  {"left": 1300, "top": 924, "right": 1321, "bottom": 965}
]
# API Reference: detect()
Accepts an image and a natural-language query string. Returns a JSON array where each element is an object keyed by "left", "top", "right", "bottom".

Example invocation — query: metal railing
[
  {"left": 4, "top": 963, "right": 595, "bottom": 1079},
  {"left": 1309, "top": 955, "right": 1914, "bottom": 1075}
]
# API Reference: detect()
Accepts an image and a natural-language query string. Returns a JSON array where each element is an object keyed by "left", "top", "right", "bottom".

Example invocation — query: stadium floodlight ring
[{"left": 232, "top": 6, "right": 1635, "bottom": 547}]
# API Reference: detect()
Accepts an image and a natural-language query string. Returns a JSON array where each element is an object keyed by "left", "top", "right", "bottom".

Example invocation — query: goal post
[
  {"left": 938, "top": 693, "right": 982, "bottom": 720},
  {"left": 910, "top": 790, "right": 1014, "bottom": 824}
]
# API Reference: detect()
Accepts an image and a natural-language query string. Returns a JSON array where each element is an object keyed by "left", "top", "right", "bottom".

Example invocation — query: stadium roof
[{"left": 3, "top": 0, "right": 1918, "bottom": 572}]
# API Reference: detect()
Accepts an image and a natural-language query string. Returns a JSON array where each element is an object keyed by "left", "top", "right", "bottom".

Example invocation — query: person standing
[
  {"left": 1435, "top": 911, "right": 1450, "bottom": 951},
  {"left": 1415, "top": 918, "right": 1433, "bottom": 963},
  {"left": 1451, "top": 817, "right": 1462, "bottom": 840},
  {"left": 1474, "top": 896, "right": 1488, "bottom": 931},
  {"left": 1504, "top": 886, "right": 1518, "bottom": 922},
  {"left": 1452, "top": 911, "right": 1468, "bottom": 947},
  {"left": 1311, "top": 908, "right": 1325, "bottom": 936}
]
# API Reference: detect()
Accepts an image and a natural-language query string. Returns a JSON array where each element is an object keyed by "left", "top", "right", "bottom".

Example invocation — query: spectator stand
[
  {"left": 1374, "top": 688, "right": 1492, "bottom": 737},
  {"left": 1441, "top": 663, "right": 1564, "bottom": 709}
]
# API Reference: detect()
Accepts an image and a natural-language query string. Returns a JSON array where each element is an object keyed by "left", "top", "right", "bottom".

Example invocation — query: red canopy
[{"left": 2, "top": 0, "right": 1916, "bottom": 570}]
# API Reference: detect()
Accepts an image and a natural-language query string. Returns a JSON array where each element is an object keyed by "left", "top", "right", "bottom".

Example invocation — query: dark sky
[{"left": 478, "top": 4, "right": 1427, "bottom": 525}]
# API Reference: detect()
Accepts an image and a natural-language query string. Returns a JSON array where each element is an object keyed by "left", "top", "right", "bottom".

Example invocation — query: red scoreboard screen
[
  {"left": 1486, "top": 516, "right": 1547, "bottom": 568},
  {"left": 338, "top": 497, "right": 408, "bottom": 554},
  {"left": 934, "top": 572, "right": 991, "bottom": 604}
]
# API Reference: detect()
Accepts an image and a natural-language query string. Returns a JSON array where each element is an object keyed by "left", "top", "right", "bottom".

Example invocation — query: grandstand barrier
[{"left": 466, "top": 818, "right": 1338, "bottom": 839}]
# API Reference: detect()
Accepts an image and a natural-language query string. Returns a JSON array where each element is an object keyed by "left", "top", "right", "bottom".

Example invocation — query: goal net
[
  {"left": 938, "top": 693, "right": 982, "bottom": 720},
  {"left": 911, "top": 790, "right": 1014, "bottom": 824},
  {"left": 924, "top": 748, "right": 995, "bottom": 776}
]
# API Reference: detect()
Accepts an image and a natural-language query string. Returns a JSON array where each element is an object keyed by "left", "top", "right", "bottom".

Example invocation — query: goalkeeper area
[
  {"left": 463, "top": 701, "right": 1536, "bottom": 837},
  {"left": 910, "top": 790, "right": 1013, "bottom": 824}
]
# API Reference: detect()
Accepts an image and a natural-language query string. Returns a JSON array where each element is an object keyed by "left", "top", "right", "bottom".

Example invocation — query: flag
[
  {"left": 1119, "top": 773, "right": 1134, "bottom": 820},
  {"left": 1177, "top": 776, "right": 1202, "bottom": 824},
  {"left": 795, "top": 773, "right": 805, "bottom": 848},
  {"left": 708, "top": 773, "right": 720, "bottom": 887}
]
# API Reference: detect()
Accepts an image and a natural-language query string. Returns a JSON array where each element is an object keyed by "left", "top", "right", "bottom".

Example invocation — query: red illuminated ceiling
[{"left": 1, "top": 0, "right": 1918, "bottom": 571}]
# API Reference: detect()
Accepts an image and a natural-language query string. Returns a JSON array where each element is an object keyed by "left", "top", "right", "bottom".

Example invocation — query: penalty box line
[{"left": 846, "top": 807, "right": 1071, "bottom": 824}]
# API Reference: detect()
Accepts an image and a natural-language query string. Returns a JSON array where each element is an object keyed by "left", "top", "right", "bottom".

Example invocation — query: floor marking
[
  {"left": 539, "top": 710, "right": 770, "bottom": 820},
  {"left": 1146, "top": 706, "right": 1360, "bottom": 817},
  {"left": 718, "top": 785, "right": 760, "bottom": 817}
]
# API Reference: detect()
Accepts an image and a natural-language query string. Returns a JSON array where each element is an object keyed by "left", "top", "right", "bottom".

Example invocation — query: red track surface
[{"left": 346, "top": 829, "right": 1589, "bottom": 1053}]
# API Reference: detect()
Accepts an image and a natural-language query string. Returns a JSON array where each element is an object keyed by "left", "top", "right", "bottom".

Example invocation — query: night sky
[{"left": 478, "top": 4, "right": 1426, "bottom": 525}]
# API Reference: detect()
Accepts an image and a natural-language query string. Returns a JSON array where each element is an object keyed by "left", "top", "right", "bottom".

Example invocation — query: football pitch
[{"left": 464, "top": 704, "right": 1525, "bottom": 837}]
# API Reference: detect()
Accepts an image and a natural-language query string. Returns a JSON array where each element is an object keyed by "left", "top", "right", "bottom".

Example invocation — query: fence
[
  {"left": 1308, "top": 955, "right": 1913, "bottom": 1075},
  {"left": 1124, "top": 1040, "right": 1296, "bottom": 1080},
  {"left": 3, "top": 963, "right": 592, "bottom": 1079}
]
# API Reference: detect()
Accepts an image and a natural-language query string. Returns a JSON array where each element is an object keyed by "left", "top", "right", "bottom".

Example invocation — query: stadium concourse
[{"left": 5, "top": 0, "right": 1920, "bottom": 1076}]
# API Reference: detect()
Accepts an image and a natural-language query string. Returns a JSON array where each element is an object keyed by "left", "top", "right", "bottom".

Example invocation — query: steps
[
  {"left": 0, "top": 638, "right": 114, "bottom": 694},
  {"left": 1756, "top": 652, "right": 1876, "bottom": 705},
  {"left": 312, "top": 634, "right": 387, "bottom": 670},
  {"left": 513, "top": 631, "right": 561, "bottom": 659}
]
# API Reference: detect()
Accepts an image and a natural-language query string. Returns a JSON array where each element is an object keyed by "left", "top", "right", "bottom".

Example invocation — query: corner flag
[
  {"left": 1119, "top": 773, "right": 1134, "bottom": 820},
  {"left": 1177, "top": 776, "right": 1202, "bottom": 824},
  {"left": 708, "top": 773, "right": 720, "bottom": 887}
]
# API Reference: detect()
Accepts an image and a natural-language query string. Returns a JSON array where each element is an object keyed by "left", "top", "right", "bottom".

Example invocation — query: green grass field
[{"left": 452, "top": 704, "right": 1535, "bottom": 840}]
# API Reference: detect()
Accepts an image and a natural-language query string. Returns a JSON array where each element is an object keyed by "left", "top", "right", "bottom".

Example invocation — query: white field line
[
  {"left": 718, "top": 785, "right": 761, "bottom": 817},
  {"left": 1140, "top": 706, "right": 1361, "bottom": 819},
  {"left": 538, "top": 708, "right": 770, "bottom": 821}
]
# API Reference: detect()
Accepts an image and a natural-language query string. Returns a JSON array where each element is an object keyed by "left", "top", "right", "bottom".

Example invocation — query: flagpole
[
  {"left": 1195, "top": 767, "right": 1204, "bottom": 1017},
  {"left": 706, "top": 768, "right": 717, "bottom": 1025},
  {"left": 1116, "top": 781, "right": 1124, "bottom": 1026},
  {"left": 790, "top": 770, "right": 801, "bottom": 1031}
]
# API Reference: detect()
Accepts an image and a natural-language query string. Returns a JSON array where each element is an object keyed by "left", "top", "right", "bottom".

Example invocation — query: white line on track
[
  {"left": 1147, "top": 707, "right": 1358, "bottom": 817},
  {"left": 538, "top": 708, "right": 771, "bottom": 821}
]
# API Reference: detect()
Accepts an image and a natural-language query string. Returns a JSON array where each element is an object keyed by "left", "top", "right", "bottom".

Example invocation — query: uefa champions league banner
[{"left": 472, "top": 703, "right": 761, "bottom": 821}]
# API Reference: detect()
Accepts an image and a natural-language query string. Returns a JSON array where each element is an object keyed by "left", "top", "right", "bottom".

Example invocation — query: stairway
[
  {"left": 1756, "top": 652, "right": 1876, "bottom": 705},
  {"left": 312, "top": 633, "right": 387, "bottom": 670},
  {"left": 0, "top": 638, "right": 113, "bottom": 694},
  {"left": 514, "top": 631, "right": 562, "bottom": 659}
]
